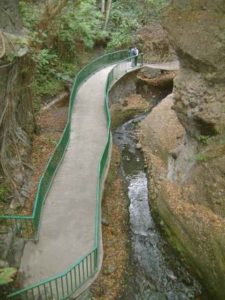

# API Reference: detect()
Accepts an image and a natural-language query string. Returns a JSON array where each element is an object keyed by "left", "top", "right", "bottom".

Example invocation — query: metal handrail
[
  {"left": 6, "top": 51, "right": 143, "bottom": 299},
  {"left": 0, "top": 49, "right": 129, "bottom": 240}
]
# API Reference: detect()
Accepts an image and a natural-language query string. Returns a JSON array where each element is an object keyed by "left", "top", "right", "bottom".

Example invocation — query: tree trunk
[
  {"left": 104, "top": 0, "right": 112, "bottom": 30},
  {"left": 101, "top": 0, "right": 106, "bottom": 13},
  {"left": 0, "top": 0, "right": 35, "bottom": 208}
]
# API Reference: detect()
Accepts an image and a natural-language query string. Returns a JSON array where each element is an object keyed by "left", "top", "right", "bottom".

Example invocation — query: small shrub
[
  {"left": 219, "top": 134, "right": 225, "bottom": 145},
  {"left": 196, "top": 135, "right": 210, "bottom": 145},
  {"left": 106, "top": 0, "right": 169, "bottom": 49},
  {"left": 0, "top": 268, "right": 17, "bottom": 299},
  {"left": 0, "top": 268, "right": 17, "bottom": 286},
  {"left": 19, "top": 1, "right": 40, "bottom": 29},
  {"left": 0, "top": 183, "right": 10, "bottom": 203},
  {"left": 56, "top": 0, "right": 104, "bottom": 55},
  {"left": 196, "top": 153, "right": 207, "bottom": 162}
]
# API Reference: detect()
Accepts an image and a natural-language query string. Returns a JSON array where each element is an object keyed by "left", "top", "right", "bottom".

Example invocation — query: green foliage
[
  {"left": 19, "top": 2, "right": 65, "bottom": 102},
  {"left": 196, "top": 135, "right": 210, "bottom": 145},
  {"left": 32, "top": 77, "right": 64, "bottom": 98},
  {"left": 0, "top": 268, "right": 17, "bottom": 285},
  {"left": 19, "top": 0, "right": 105, "bottom": 107},
  {"left": 196, "top": 153, "right": 207, "bottom": 162},
  {"left": 107, "top": 168, "right": 117, "bottom": 185},
  {"left": 217, "top": 132, "right": 225, "bottom": 145},
  {"left": 19, "top": 1, "right": 40, "bottom": 30},
  {"left": 107, "top": 17, "right": 138, "bottom": 48},
  {"left": 20, "top": 0, "right": 105, "bottom": 51},
  {"left": 107, "top": 1, "right": 139, "bottom": 49},
  {"left": 145, "top": 0, "right": 169, "bottom": 17},
  {"left": 34, "top": 49, "right": 58, "bottom": 74},
  {"left": 107, "top": 0, "right": 169, "bottom": 49},
  {"left": 0, "top": 183, "right": 10, "bottom": 203},
  {"left": 56, "top": 0, "right": 104, "bottom": 54},
  {"left": 18, "top": 0, "right": 169, "bottom": 108},
  {"left": 111, "top": 107, "right": 145, "bottom": 130},
  {"left": 31, "top": 49, "right": 64, "bottom": 103}
]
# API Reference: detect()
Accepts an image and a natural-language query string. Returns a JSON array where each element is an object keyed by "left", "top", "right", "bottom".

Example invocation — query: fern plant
[
  {"left": 0, "top": 268, "right": 17, "bottom": 285},
  {"left": 56, "top": 0, "right": 104, "bottom": 55}
]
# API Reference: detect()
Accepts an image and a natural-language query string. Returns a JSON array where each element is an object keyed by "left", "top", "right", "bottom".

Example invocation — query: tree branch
[{"left": 0, "top": 31, "right": 6, "bottom": 58}]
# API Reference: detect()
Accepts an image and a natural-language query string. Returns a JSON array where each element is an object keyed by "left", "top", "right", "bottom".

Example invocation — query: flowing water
[{"left": 113, "top": 115, "right": 202, "bottom": 300}]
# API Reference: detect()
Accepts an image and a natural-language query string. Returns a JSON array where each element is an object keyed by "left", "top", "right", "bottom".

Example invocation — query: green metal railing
[
  {"left": 0, "top": 50, "right": 129, "bottom": 240},
  {"left": 5, "top": 51, "right": 143, "bottom": 299}
]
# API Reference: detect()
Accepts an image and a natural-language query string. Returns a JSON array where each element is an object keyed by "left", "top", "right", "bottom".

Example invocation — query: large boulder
[{"left": 162, "top": 0, "right": 225, "bottom": 136}]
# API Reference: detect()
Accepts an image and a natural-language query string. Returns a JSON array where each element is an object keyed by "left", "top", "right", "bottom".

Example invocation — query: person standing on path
[{"left": 130, "top": 46, "right": 139, "bottom": 67}]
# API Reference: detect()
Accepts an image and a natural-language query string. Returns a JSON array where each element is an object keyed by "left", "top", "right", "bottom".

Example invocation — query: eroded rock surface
[
  {"left": 0, "top": 0, "right": 34, "bottom": 208},
  {"left": 140, "top": 1, "right": 225, "bottom": 298},
  {"left": 137, "top": 24, "right": 177, "bottom": 63},
  {"left": 0, "top": 0, "right": 22, "bottom": 34},
  {"left": 163, "top": 0, "right": 225, "bottom": 137},
  {"left": 140, "top": 94, "right": 225, "bottom": 300}
]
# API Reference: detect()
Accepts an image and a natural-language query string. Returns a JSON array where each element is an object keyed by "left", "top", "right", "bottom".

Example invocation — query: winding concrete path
[
  {"left": 19, "top": 66, "right": 113, "bottom": 288},
  {"left": 18, "top": 60, "right": 179, "bottom": 297}
]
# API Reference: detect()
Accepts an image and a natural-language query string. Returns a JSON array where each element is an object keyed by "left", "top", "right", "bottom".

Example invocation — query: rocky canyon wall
[
  {"left": 0, "top": 0, "right": 35, "bottom": 209},
  {"left": 140, "top": 1, "right": 225, "bottom": 299}
]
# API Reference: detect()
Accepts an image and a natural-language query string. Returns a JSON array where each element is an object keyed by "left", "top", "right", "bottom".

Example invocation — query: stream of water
[{"left": 113, "top": 116, "right": 202, "bottom": 300}]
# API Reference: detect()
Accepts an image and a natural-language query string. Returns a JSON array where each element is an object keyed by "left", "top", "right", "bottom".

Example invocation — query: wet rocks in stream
[{"left": 114, "top": 115, "right": 202, "bottom": 300}]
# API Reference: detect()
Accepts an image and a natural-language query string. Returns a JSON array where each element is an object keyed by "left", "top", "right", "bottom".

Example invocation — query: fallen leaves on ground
[
  {"left": 91, "top": 146, "right": 130, "bottom": 300},
  {"left": 23, "top": 104, "right": 68, "bottom": 215}
]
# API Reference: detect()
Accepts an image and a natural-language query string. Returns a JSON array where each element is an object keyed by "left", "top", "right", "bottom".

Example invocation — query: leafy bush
[
  {"left": 56, "top": 0, "right": 104, "bottom": 55},
  {"left": 107, "top": 0, "right": 169, "bottom": 49},
  {"left": 106, "top": 1, "right": 139, "bottom": 49},
  {"left": 0, "top": 183, "right": 10, "bottom": 203},
  {"left": 18, "top": 0, "right": 169, "bottom": 105},
  {"left": 19, "top": 1, "right": 40, "bottom": 30},
  {"left": 145, "top": 0, "right": 169, "bottom": 18},
  {"left": 197, "top": 135, "right": 210, "bottom": 145},
  {"left": 34, "top": 49, "right": 58, "bottom": 74},
  {"left": 0, "top": 268, "right": 17, "bottom": 285},
  {"left": 196, "top": 153, "right": 207, "bottom": 162},
  {"left": 19, "top": 0, "right": 105, "bottom": 105},
  {"left": 0, "top": 268, "right": 17, "bottom": 300}
]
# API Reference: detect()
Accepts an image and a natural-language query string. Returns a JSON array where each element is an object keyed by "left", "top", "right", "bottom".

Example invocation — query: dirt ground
[
  {"left": 91, "top": 146, "right": 130, "bottom": 300},
  {"left": 23, "top": 102, "right": 68, "bottom": 215}
]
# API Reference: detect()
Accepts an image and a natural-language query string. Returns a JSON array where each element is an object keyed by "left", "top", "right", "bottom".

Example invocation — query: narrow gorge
[{"left": 0, "top": 1, "right": 224, "bottom": 299}]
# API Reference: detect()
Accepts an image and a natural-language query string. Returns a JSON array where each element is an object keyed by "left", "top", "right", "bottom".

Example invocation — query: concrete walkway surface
[
  {"left": 19, "top": 66, "right": 113, "bottom": 287},
  {"left": 17, "top": 60, "right": 179, "bottom": 296}
]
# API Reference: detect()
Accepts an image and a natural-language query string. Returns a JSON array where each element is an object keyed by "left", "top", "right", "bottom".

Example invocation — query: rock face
[
  {"left": 140, "top": 1, "right": 225, "bottom": 299},
  {"left": 163, "top": 0, "right": 225, "bottom": 137},
  {"left": 137, "top": 24, "right": 177, "bottom": 63},
  {"left": 0, "top": 0, "right": 22, "bottom": 33},
  {"left": 140, "top": 94, "right": 184, "bottom": 163},
  {"left": 140, "top": 93, "right": 225, "bottom": 300},
  {"left": 0, "top": 1, "right": 35, "bottom": 207}
]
